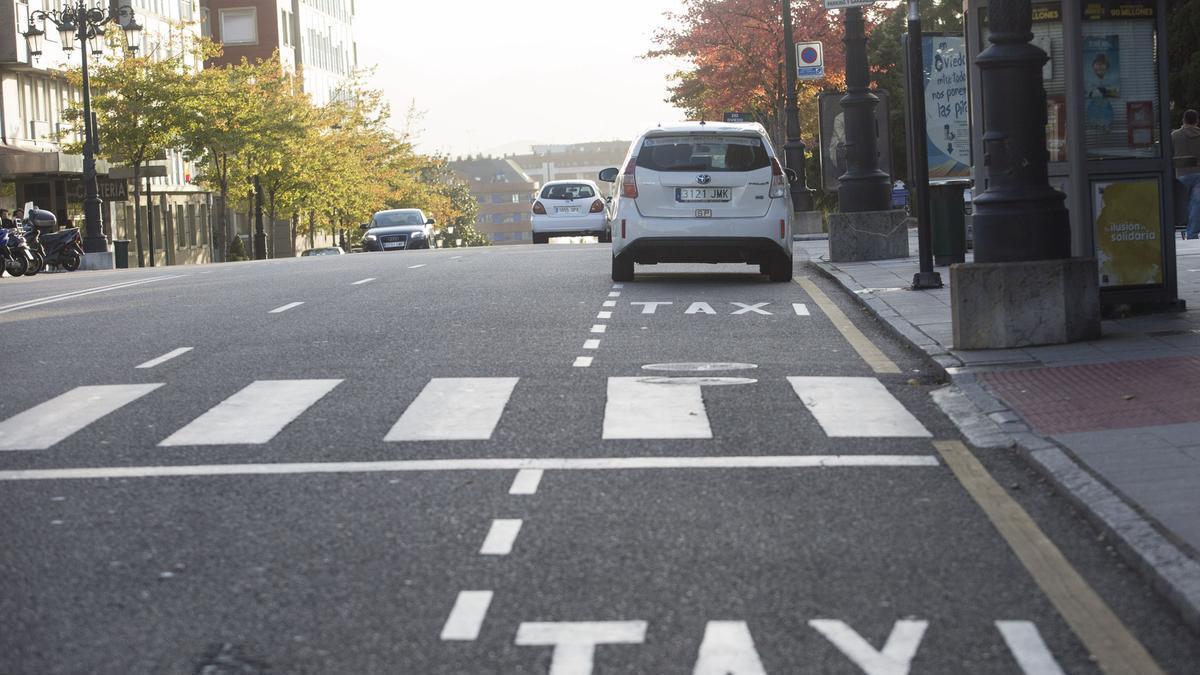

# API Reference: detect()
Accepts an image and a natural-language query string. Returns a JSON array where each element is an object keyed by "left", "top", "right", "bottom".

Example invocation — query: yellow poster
[{"left": 1094, "top": 179, "right": 1163, "bottom": 287}]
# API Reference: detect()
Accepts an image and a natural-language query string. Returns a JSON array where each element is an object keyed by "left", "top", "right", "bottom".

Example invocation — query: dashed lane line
[
  {"left": 441, "top": 590, "right": 493, "bottom": 641},
  {"left": 794, "top": 277, "right": 900, "bottom": 374},
  {"left": 268, "top": 302, "right": 304, "bottom": 314},
  {"left": 573, "top": 356, "right": 594, "bottom": 368},
  {"left": 793, "top": 303, "right": 810, "bottom": 316},
  {"left": 935, "top": 440, "right": 1165, "bottom": 675},
  {"left": 509, "top": 469, "right": 543, "bottom": 495},
  {"left": 590, "top": 324, "right": 607, "bottom": 334},
  {"left": 135, "top": 347, "right": 193, "bottom": 369},
  {"left": 479, "top": 519, "right": 523, "bottom": 556},
  {"left": 602, "top": 301, "right": 616, "bottom": 308},
  {"left": 352, "top": 278, "right": 376, "bottom": 285},
  {"left": 583, "top": 340, "right": 600, "bottom": 350},
  {"left": 0, "top": 455, "right": 941, "bottom": 481},
  {"left": 597, "top": 311, "right": 612, "bottom": 319},
  {"left": 0, "top": 275, "right": 186, "bottom": 315}
]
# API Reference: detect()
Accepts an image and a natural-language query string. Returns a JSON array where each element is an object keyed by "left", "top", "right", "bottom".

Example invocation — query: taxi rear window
[
  {"left": 540, "top": 184, "right": 596, "bottom": 199},
  {"left": 637, "top": 136, "right": 770, "bottom": 172}
]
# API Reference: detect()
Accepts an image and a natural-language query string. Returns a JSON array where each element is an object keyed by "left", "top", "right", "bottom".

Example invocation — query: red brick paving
[{"left": 980, "top": 356, "right": 1200, "bottom": 435}]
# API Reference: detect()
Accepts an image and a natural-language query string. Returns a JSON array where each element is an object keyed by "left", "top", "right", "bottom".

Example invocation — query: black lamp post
[
  {"left": 837, "top": 6, "right": 891, "bottom": 212},
  {"left": 24, "top": 2, "right": 142, "bottom": 256},
  {"left": 781, "top": 0, "right": 814, "bottom": 211}
]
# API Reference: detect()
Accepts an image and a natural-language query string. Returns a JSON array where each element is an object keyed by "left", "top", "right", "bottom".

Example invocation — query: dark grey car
[{"left": 361, "top": 209, "right": 435, "bottom": 251}]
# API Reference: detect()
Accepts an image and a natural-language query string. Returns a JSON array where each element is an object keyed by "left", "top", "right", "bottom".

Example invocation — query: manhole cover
[
  {"left": 637, "top": 376, "right": 758, "bottom": 386},
  {"left": 642, "top": 362, "right": 758, "bottom": 372}
]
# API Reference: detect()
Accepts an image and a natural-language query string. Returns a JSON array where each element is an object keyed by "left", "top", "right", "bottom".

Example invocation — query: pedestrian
[
  {"left": 0, "top": 209, "right": 14, "bottom": 229},
  {"left": 1174, "top": 109, "right": 1200, "bottom": 239}
]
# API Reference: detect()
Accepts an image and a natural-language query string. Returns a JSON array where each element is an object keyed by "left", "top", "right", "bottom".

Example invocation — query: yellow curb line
[{"left": 794, "top": 276, "right": 901, "bottom": 374}]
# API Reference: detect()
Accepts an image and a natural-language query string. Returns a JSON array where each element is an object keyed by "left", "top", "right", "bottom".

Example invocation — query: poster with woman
[{"left": 1083, "top": 35, "right": 1120, "bottom": 132}]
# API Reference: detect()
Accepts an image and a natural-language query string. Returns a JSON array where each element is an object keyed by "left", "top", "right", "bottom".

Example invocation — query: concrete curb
[{"left": 804, "top": 257, "right": 1200, "bottom": 634}]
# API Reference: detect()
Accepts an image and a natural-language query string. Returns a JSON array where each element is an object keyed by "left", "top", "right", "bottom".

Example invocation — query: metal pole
[
  {"left": 78, "top": 7, "right": 106, "bottom": 254},
  {"left": 781, "top": 0, "right": 813, "bottom": 211},
  {"left": 907, "top": 0, "right": 942, "bottom": 289},
  {"left": 253, "top": 175, "right": 266, "bottom": 260},
  {"left": 837, "top": 6, "right": 891, "bottom": 213},
  {"left": 971, "top": 0, "right": 1069, "bottom": 262},
  {"left": 145, "top": 174, "right": 154, "bottom": 267}
]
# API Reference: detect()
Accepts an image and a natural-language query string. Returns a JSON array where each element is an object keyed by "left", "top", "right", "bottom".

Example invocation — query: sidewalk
[{"left": 796, "top": 230, "right": 1200, "bottom": 631}]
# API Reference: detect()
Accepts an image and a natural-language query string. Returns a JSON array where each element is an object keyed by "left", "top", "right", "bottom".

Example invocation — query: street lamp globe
[
  {"left": 90, "top": 28, "right": 105, "bottom": 57},
  {"left": 57, "top": 20, "right": 76, "bottom": 50},
  {"left": 24, "top": 23, "right": 45, "bottom": 57},
  {"left": 122, "top": 14, "right": 142, "bottom": 53}
]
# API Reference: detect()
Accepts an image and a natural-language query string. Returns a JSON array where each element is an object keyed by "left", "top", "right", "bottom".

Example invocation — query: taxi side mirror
[{"left": 598, "top": 167, "right": 619, "bottom": 183}]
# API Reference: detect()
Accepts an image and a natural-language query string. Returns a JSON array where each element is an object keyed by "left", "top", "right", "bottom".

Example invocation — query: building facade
[
  {"left": 450, "top": 157, "right": 538, "bottom": 245},
  {"left": 0, "top": 0, "right": 213, "bottom": 267},
  {"left": 201, "top": 0, "right": 356, "bottom": 105},
  {"left": 510, "top": 141, "right": 630, "bottom": 188}
]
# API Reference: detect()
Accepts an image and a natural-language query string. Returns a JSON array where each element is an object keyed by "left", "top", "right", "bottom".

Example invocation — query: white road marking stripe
[
  {"left": 268, "top": 302, "right": 304, "bottom": 314},
  {"left": 602, "top": 300, "right": 616, "bottom": 308},
  {"left": 441, "top": 590, "right": 493, "bottom": 641},
  {"left": 583, "top": 339, "right": 600, "bottom": 350},
  {"left": 159, "top": 380, "right": 342, "bottom": 446},
  {"left": 0, "top": 275, "right": 184, "bottom": 315},
  {"left": 452, "top": 255, "right": 463, "bottom": 259},
  {"left": 612, "top": 284, "right": 624, "bottom": 289},
  {"left": 788, "top": 377, "right": 931, "bottom": 438},
  {"left": 632, "top": 301, "right": 672, "bottom": 314},
  {"left": 136, "top": 347, "right": 193, "bottom": 369},
  {"left": 603, "top": 377, "right": 712, "bottom": 440},
  {"left": 996, "top": 621, "right": 1067, "bottom": 675},
  {"left": 408, "top": 264, "right": 426, "bottom": 269},
  {"left": 0, "top": 384, "right": 163, "bottom": 451},
  {"left": 573, "top": 356, "right": 594, "bottom": 368},
  {"left": 509, "top": 469, "right": 543, "bottom": 494},
  {"left": 385, "top": 377, "right": 518, "bottom": 441},
  {"left": 480, "top": 519, "right": 522, "bottom": 555},
  {"left": 693, "top": 621, "right": 767, "bottom": 675},
  {"left": 809, "top": 619, "right": 927, "bottom": 675},
  {"left": 608, "top": 291, "right": 621, "bottom": 297},
  {"left": 352, "top": 277, "right": 376, "bottom": 285},
  {"left": 793, "top": 303, "right": 811, "bottom": 316},
  {"left": 590, "top": 324, "right": 607, "bottom": 334},
  {"left": 597, "top": 311, "right": 612, "bottom": 319},
  {"left": 0, "top": 455, "right": 940, "bottom": 481},
  {"left": 516, "top": 621, "right": 646, "bottom": 675},
  {"left": 731, "top": 302, "right": 771, "bottom": 315}
]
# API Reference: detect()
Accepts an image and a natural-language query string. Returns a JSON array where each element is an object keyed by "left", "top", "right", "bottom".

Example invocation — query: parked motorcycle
[
  {"left": 19, "top": 224, "right": 43, "bottom": 276},
  {"left": 40, "top": 228, "right": 83, "bottom": 272},
  {"left": 0, "top": 228, "right": 34, "bottom": 277}
]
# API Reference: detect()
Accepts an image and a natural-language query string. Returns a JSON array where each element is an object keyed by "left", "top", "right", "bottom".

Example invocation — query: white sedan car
[
  {"left": 599, "top": 121, "right": 794, "bottom": 281},
  {"left": 531, "top": 180, "right": 611, "bottom": 244}
]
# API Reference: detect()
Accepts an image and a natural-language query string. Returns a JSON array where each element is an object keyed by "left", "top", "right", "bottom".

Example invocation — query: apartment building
[
  {"left": 450, "top": 157, "right": 538, "bottom": 246},
  {"left": 510, "top": 141, "right": 630, "bottom": 189},
  {"left": 201, "top": 0, "right": 356, "bottom": 105},
  {"left": 0, "top": 0, "right": 213, "bottom": 267}
]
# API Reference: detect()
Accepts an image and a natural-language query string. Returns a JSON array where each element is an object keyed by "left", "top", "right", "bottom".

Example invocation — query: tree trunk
[
  {"left": 290, "top": 212, "right": 299, "bottom": 257},
  {"left": 132, "top": 162, "right": 145, "bottom": 268},
  {"left": 308, "top": 209, "right": 315, "bottom": 249},
  {"left": 214, "top": 172, "right": 229, "bottom": 263}
]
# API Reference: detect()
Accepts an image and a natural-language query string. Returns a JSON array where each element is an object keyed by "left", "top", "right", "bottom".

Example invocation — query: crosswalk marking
[
  {"left": 788, "top": 377, "right": 931, "bottom": 438},
  {"left": 159, "top": 380, "right": 342, "bottom": 446},
  {"left": 0, "top": 384, "right": 163, "bottom": 451},
  {"left": 603, "top": 377, "right": 712, "bottom": 440},
  {"left": 385, "top": 377, "right": 519, "bottom": 441}
]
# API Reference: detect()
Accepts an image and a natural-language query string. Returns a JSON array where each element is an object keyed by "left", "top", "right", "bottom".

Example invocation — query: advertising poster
[
  {"left": 817, "top": 91, "right": 891, "bottom": 193},
  {"left": 1093, "top": 179, "right": 1163, "bottom": 288},
  {"left": 1083, "top": 35, "right": 1120, "bottom": 132},
  {"left": 922, "top": 36, "right": 970, "bottom": 179}
]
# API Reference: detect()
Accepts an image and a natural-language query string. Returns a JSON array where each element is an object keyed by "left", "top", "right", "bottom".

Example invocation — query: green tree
[
  {"left": 61, "top": 34, "right": 207, "bottom": 266},
  {"left": 1169, "top": 0, "right": 1200, "bottom": 127}
]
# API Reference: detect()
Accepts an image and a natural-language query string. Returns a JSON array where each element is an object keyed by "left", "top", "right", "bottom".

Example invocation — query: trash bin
[
  {"left": 114, "top": 240, "right": 130, "bottom": 268},
  {"left": 929, "top": 180, "right": 970, "bottom": 266}
]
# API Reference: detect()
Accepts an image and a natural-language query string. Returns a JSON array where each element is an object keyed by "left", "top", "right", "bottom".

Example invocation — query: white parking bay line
[
  {"left": 408, "top": 264, "right": 426, "bottom": 269},
  {"left": 480, "top": 519, "right": 523, "bottom": 555},
  {"left": 996, "top": 622, "right": 1067, "bottom": 675},
  {"left": 603, "top": 377, "right": 712, "bottom": 440},
  {"left": 136, "top": 347, "right": 193, "bottom": 369},
  {"left": 583, "top": 339, "right": 601, "bottom": 350},
  {"left": 793, "top": 303, "right": 811, "bottom": 316},
  {"left": 441, "top": 590, "right": 493, "bottom": 641},
  {"left": 160, "top": 380, "right": 342, "bottom": 446},
  {"left": 608, "top": 291, "right": 621, "bottom": 298},
  {"left": 509, "top": 469, "right": 544, "bottom": 494},
  {"left": 602, "top": 301, "right": 617, "bottom": 308},
  {"left": 788, "top": 377, "right": 931, "bottom": 438},
  {"left": 0, "top": 455, "right": 940, "bottom": 481},
  {"left": 516, "top": 621, "right": 647, "bottom": 673},
  {"left": 0, "top": 384, "right": 163, "bottom": 451},
  {"left": 612, "top": 284, "right": 625, "bottom": 289},
  {"left": 386, "top": 378, "right": 519, "bottom": 441},
  {"left": 269, "top": 302, "right": 304, "bottom": 314},
  {"left": 597, "top": 311, "right": 612, "bottom": 319},
  {"left": 573, "top": 356, "right": 594, "bottom": 368},
  {"left": 352, "top": 278, "right": 376, "bottom": 285},
  {"left": 590, "top": 324, "right": 607, "bottom": 334}
]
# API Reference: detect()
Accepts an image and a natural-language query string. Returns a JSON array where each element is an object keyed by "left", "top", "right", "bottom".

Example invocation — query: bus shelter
[{"left": 965, "top": 0, "right": 1180, "bottom": 310}]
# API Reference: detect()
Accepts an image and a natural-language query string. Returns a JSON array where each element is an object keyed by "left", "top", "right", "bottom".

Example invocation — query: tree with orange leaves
[{"left": 646, "top": 0, "right": 846, "bottom": 150}]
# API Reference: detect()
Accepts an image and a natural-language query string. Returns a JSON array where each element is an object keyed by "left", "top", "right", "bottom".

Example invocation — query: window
[
  {"left": 491, "top": 194, "right": 506, "bottom": 204},
  {"left": 219, "top": 8, "right": 257, "bottom": 45},
  {"left": 511, "top": 194, "right": 522, "bottom": 203},
  {"left": 540, "top": 184, "right": 596, "bottom": 200},
  {"left": 187, "top": 204, "right": 197, "bottom": 247},
  {"left": 176, "top": 205, "right": 186, "bottom": 248}
]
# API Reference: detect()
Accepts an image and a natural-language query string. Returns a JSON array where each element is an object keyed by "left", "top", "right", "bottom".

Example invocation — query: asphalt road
[{"left": 1, "top": 244, "right": 1198, "bottom": 674}]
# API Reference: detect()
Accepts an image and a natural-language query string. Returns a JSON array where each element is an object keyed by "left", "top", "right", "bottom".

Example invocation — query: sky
[{"left": 354, "top": 0, "right": 688, "bottom": 158}]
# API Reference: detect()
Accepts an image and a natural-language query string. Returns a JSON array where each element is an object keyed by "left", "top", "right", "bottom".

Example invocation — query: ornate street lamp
[{"left": 23, "top": 3, "right": 142, "bottom": 256}]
